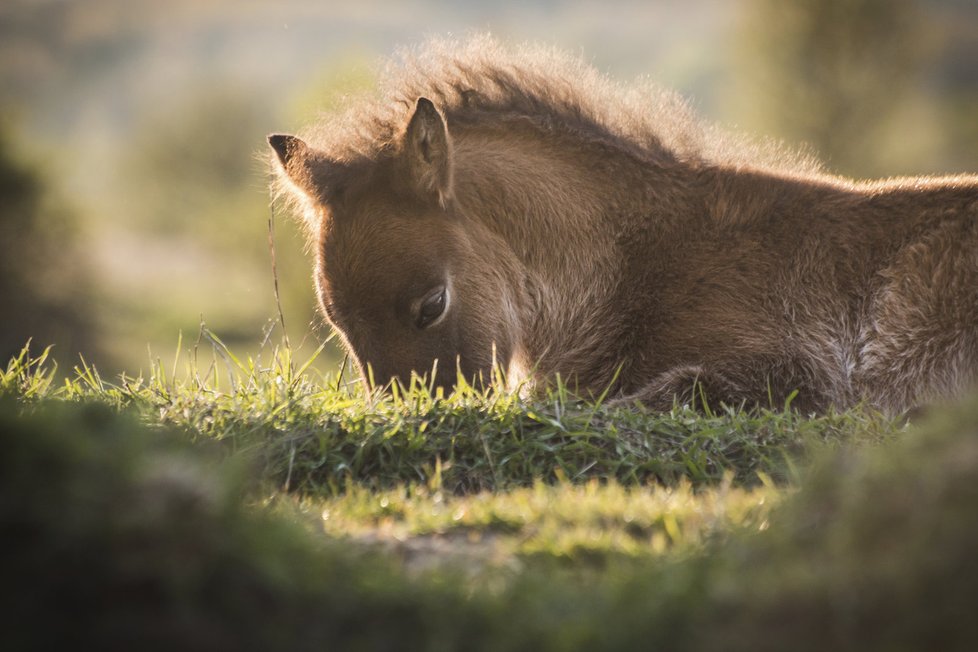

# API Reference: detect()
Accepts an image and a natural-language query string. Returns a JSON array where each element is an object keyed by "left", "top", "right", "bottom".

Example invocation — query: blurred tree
[
  {"left": 734, "top": 0, "right": 935, "bottom": 177},
  {"left": 0, "top": 122, "right": 94, "bottom": 367}
]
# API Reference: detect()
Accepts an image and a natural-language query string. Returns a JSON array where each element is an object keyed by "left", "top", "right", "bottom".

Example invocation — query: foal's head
[{"left": 270, "top": 98, "right": 521, "bottom": 392}]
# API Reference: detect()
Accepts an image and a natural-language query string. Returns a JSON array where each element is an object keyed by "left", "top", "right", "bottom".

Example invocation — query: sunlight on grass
[
  {"left": 298, "top": 477, "right": 784, "bottom": 569},
  {"left": 1, "top": 334, "right": 903, "bottom": 497}
]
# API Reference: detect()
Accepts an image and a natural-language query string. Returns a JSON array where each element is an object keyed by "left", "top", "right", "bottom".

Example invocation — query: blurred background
[{"left": 1, "top": 0, "right": 976, "bottom": 379}]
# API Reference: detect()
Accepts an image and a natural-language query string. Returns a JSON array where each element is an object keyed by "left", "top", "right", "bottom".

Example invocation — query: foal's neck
[
  {"left": 450, "top": 124, "right": 666, "bottom": 383},
  {"left": 452, "top": 126, "right": 626, "bottom": 289}
]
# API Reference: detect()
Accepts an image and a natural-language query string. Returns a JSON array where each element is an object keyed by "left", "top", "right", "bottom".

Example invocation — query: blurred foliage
[
  {"left": 0, "top": 54, "right": 378, "bottom": 378},
  {"left": 121, "top": 87, "right": 273, "bottom": 242},
  {"left": 97, "top": 62, "right": 375, "bottom": 375},
  {"left": 98, "top": 81, "right": 354, "bottom": 374},
  {"left": 0, "top": 0, "right": 147, "bottom": 121},
  {"left": 285, "top": 56, "right": 376, "bottom": 130},
  {"left": 735, "top": 0, "right": 978, "bottom": 177},
  {"left": 0, "top": 122, "right": 93, "bottom": 368}
]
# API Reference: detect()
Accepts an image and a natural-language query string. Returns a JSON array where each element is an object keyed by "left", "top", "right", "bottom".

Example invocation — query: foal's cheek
[
  {"left": 416, "top": 319, "right": 478, "bottom": 387},
  {"left": 450, "top": 324, "right": 502, "bottom": 385}
]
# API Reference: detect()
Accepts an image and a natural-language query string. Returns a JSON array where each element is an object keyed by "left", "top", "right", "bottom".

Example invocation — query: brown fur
[{"left": 269, "top": 36, "right": 978, "bottom": 414}]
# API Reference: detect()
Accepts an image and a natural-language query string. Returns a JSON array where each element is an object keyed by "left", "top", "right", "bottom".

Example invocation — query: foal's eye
[{"left": 416, "top": 287, "right": 447, "bottom": 329}]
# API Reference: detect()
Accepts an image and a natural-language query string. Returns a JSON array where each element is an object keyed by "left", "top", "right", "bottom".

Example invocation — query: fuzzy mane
[{"left": 296, "top": 35, "right": 820, "bottom": 180}]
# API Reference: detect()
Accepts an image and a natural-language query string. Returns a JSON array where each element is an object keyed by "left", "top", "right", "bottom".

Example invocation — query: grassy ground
[{"left": 4, "top": 339, "right": 977, "bottom": 649}]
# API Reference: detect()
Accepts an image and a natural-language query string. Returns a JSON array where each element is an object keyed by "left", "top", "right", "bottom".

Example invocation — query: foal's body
[
  {"left": 271, "top": 39, "right": 978, "bottom": 414},
  {"left": 451, "top": 125, "right": 977, "bottom": 413}
]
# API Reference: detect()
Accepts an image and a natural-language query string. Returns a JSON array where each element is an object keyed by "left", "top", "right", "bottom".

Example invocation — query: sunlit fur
[{"left": 271, "top": 35, "right": 978, "bottom": 414}]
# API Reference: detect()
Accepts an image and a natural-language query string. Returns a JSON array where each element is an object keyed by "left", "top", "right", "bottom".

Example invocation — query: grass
[
  {"left": 1, "top": 336, "right": 895, "bottom": 570},
  {"left": 6, "top": 337, "right": 977, "bottom": 649},
  {"left": 299, "top": 478, "right": 783, "bottom": 572},
  {"left": 2, "top": 337, "right": 899, "bottom": 493}
]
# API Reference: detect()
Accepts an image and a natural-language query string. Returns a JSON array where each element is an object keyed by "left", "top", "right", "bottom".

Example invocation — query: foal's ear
[
  {"left": 403, "top": 97, "right": 453, "bottom": 206},
  {"left": 268, "top": 133, "right": 330, "bottom": 203}
]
